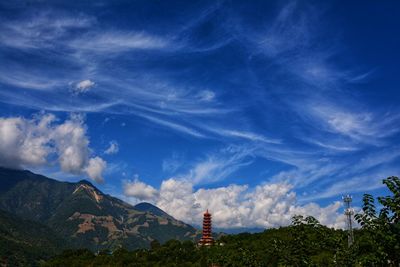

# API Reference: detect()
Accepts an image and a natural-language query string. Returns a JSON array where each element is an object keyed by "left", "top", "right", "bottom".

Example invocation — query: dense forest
[{"left": 42, "top": 176, "right": 400, "bottom": 267}]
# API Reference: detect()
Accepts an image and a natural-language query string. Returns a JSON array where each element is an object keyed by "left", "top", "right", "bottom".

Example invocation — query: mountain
[
  {"left": 0, "top": 167, "right": 197, "bottom": 252},
  {"left": 133, "top": 202, "right": 174, "bottom": 219}
]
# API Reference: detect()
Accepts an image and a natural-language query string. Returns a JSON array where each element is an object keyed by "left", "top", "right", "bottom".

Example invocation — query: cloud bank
[{"left": 124, "top": 178, "right": 345, "bottom": 229}]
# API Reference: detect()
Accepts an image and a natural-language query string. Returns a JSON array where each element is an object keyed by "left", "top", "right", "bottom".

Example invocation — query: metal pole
[{"left": 343, "top": 195, "right": 354, "bottom": 247}]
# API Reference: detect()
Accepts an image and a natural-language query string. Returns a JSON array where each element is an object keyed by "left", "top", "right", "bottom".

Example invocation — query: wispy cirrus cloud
[
  {"left": 162, "top": 152, "right": 184, "bottom": 173},
  {"left": 70, "top": 31, "right": 170, "bottom": 53},
  {"left": 0, "top": 1, "right": 399, "bottom": 217},
  {"left": 303, "top": 102, "right": 400, "bottom": 145},
  {"left": 301, "top": 166, "right": 400, "bottom": 202},
  {"left": 212, "top": 129, "right": 281, "bottom": 144},
  {"left": 185, "top": 145, "right": 255, "bottom": 185},
  {"left": 255, "top": 1, "right": 313, "bottom": 57},
  {"left": 136, "top": 113, "right": 206, "bottom": 138},
  {"left": 0, "top": 69, "right": 64, "bottom": 90},
  {"left": 0, "top": 11, "right": 95, "bottom": 49}
]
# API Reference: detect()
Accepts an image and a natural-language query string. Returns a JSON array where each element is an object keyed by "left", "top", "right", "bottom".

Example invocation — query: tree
[
  {"left": 354, "top": 176, "right": 400, "bottom": 266},
  {"left": 150, "top": 239, "right": 161, "bottom": 250}
]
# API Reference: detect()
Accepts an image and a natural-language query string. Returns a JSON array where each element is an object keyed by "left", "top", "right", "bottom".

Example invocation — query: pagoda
[{"left": 198, "top": 209, "right": 214, "bottom": 246}]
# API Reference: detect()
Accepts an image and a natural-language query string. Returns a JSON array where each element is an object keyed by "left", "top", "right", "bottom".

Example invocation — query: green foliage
[
  {"left": 0, "top": 209, "right": 67, "bottom": 266},
  {"left": 354, "top": 194, "right": 376, "bottom": 229},
  {"left": 43, "top": 223, "right": 349, "bottom": 267},
  {"left": 354, "top": 176, "right": 400, "bottom": 266},
  {"left": 378, "top": 176, "right": 400, "bottom": 223}
]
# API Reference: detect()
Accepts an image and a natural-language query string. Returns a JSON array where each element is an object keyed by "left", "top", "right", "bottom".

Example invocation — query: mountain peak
[
  {"left": 78, "top": 179, "right": 94, "bottom": 186},
  {"left": 73, "top": 183, "right": 103, "bottom": 203}
]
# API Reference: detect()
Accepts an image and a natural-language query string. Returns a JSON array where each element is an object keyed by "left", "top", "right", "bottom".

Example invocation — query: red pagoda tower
[{"left": 199, "top": 209, "right": 214, "bottom": 246}]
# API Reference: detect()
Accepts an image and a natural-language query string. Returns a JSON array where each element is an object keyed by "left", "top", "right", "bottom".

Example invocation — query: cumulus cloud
[
  {"left": 104, "top": 140, "right": 119, "bottom": 155},
  {"left": 74, "top": 79, "right": 95, "bottom": 94},
  {"left": 0, "top": 113, "right": 107, "bottom": 182},
  {"left": 157, "top": 179, "right": 197, "bottom": 221},
  {"left": 53, "top": 114, "right": 90, "bottom": 173},
  {"left": 0, "top": 114, "right": 54, "bottom": 168},
  {"left": 123, "top": 177, "right": 159, "bottom": 201},
  {"left": 124, "top": 177, "right": 345, "bottom": 229},
  {"left": 85, "top": 157, "right": 107, "bottom": 183}
]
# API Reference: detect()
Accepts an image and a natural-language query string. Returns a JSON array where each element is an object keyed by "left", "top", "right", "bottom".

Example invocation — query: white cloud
[
  {"left": 85, "top": 157, "right": 107, "bottom": 183},
  {"left": 0, "top": 11, "right": 168, "bottom": 54},
  {"left": 301, "top": 137, "right": 359, "bottom": 152},
  {"left": 0, "top": 113, "right": 107, "bottom": 183},
  {"left": 309, "top": 104, "right": 400, "bottom": 144},
  {"left": 53, "top": 115, "right": 90, "bottom": 173},
  {"left": 0, "top": 12, "right": 95, "bottom": 49},
  {"left": 125, "top": 177, "right": 345, "bottom": 229},
  {"left": 162, "top": 152, "right": 183, "bottom": 173},
  {"left": 302, "top": 166, "right": 400, "bottom": 202},
  {"left": 0, "top": 68, "right": 64, "bottom": 91},
  {"left": 184, "top": 146, "right": 254, "bottom": 185},
  {"left": 157, "top": 178, "right": 197, "bottom": 221},
  {"left": 71, "top": 32, "right": 168, "bottom": 53},
  {"left": 136, "top": 113, "right": 205, "bottom": 138},
  {"left": 216, "top": 129, "right": 281, "bottom": 144},
  {"left": 257, "top": 2, "right": 311, "bottom": 57},
  {"left": 197, "top": 90, "right": 215, "bottom": 102},
  {"left": 0, "top": 114, "right": 54, "bottom": 168},
  {"left": 192, "top": 182, "right": 344, "bottom": 228},
  {"left": 74, "top": 79, "right": 95, "bottom": 94},
  {"left": 104, "top": 140, "right": 119, "bottom": 155},
  {"left": 123, "top": 178, "right": 159, "bottom": 201}
]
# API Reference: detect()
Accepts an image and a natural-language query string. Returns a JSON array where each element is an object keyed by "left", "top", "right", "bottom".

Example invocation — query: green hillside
[
  {"left": 0, "top": 167, "right": 197, "bottom": 253},
  {"left": 0, "top": 209, "right": 67, "bottom": 266}
]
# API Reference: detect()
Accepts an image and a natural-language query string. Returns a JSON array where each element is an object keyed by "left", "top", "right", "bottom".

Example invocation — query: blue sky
[{"left": 0, "top": 0, "right": 399, "bottom": 228}]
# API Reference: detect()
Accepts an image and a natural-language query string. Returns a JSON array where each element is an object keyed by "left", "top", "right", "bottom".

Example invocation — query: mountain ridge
[
  {"left": 0, "top": 167, "right": 198, "bottom": 251},
  {"left": 133, "top": 202, "right": 174, "bottom": 219}
]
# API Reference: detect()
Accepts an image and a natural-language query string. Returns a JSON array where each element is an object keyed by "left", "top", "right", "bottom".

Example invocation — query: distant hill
[
  {"left": 0, "top": 167, "right": 197, "bottom": 253},
  {"left": 133, "top": 202, "right": 174, "bottom": 219}
]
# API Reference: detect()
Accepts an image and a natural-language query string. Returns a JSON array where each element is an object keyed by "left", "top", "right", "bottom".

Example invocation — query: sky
[{"left": 0, "top": 0, "right": 399, "bottom": 229}]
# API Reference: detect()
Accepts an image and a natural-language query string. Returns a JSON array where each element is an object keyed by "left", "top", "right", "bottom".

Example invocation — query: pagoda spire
[{"left": 198, "top": 209, "right": 214, "bottom": 246}]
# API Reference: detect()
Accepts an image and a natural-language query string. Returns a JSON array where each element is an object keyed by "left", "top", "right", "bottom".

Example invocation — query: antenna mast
[{"left": 343, "top": 195, "right": 354, "bottom": 247}]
